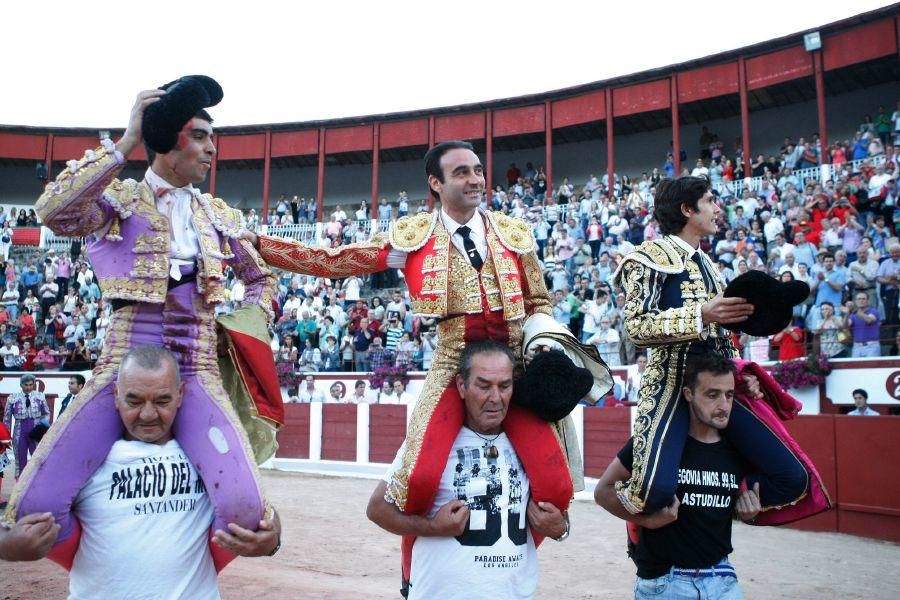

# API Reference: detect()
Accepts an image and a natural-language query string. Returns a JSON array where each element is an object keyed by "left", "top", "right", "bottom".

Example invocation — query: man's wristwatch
[{"left": 552, "top": 511, "right": 570, "bottom": 542}]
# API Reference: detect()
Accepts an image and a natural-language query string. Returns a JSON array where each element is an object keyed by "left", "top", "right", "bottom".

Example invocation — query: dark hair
[
  {"left": 653, "top": 176, "right": 711, "bottom": 235},
  {"left": 424, "top": 140, "right": 475, "bottom": 201},
  {"left": 117, "top": 345, "right": 180, "bottom": 387},
  {"left": 458, "top": 340, "right": 515, "bottom": 385},
  {"left": 70, "top": 374, "right": 86, "bottom": 386},
  {"left": 355, "top": 380, "right": 366, "bottom": 389},
  {"left": 852, "top": 388, "right": 868, "bottom": 399},
  {"left": 144, "top": 109, "right": 214, "bottom": 165},
  {"left": 683, "top": 353, "right": 736, "bottom": 392}
]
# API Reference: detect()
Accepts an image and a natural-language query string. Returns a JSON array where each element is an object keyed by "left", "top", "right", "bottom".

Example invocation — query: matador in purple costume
[
  {"left": 4, "top": 78, "right": 281, "bottom": 571},
  {"left": 3, "top": 374, "right": 50, "bottom": 478}
]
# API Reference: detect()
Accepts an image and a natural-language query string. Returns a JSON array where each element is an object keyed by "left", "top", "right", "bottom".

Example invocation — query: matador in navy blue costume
[{"left": 613, "top": 176, "right": 811, "bottom": 516}]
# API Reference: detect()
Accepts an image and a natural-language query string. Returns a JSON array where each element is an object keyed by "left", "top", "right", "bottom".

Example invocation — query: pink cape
[{"left": 733, "top": 359, "right": 832, "bottom": 525}]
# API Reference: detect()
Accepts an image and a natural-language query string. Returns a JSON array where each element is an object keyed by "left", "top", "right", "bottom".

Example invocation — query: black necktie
[
  {"left": 458, "top": 226, "right": 483, "bottom": 270},
  {"left": 692, "top": 251, "right": 715, "bottom": 293}
]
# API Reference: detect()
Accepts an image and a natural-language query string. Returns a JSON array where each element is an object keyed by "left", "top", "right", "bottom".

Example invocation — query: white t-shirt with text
[
  {"left": 386, "top": 428, "right": 538, "bottom": 600},
  {"left": 69, "top": 439, "right": 218, "bottom": 600}
]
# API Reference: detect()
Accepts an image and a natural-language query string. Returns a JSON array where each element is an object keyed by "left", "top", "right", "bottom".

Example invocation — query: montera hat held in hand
[
  {"left": 722, "top": 270, "right": 810, "bottom": 337},
  {"left": 142, "top": 75, "right": 223, "bottom": 154},
  {"left": 513, "top": 350, "right": 595, "bottom": 422}
]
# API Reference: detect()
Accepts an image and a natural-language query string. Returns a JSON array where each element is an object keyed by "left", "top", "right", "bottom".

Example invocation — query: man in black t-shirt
[{"left": 595, "top": 353, "right": 761, "bottom": 599}]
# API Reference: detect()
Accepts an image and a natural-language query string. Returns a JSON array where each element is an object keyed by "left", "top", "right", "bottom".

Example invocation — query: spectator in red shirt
[
  {"left": 808, "top": 195, "right": 830, "bottom": 229},
  {"left": 827, "top": 196, "right": 857, "bottom": 225},
  {"left": 15, "top": 312, "right": 36, "bottom": 345},
  {"left": 19, "top": 341, "right": 37, "bottom": 371},
  {"left": 795, "top": 220, "right": 821, "bottom": 248},
  {"left": 772, "top": 319, "right": 806, "bottom": 361},
  {"left": 830, "top": 143, "right": 847, "bottom": 166},
  {"left": 506, "top": 163, "right": 521, "bottom": 187},
  {"left": 347, "top": 299, "right": 369, "bottom": 334}
]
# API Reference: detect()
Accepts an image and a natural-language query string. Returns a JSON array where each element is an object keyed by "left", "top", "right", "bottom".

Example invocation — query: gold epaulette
[
  {"left": 487, "top": 211, "right": 534, "bottom": 254},
  {"left": 105, "top": 178, "right": 144, "bottom": 218},
  {"left": 108, "top": 177, "right": 141, "bottom": 198},
  {"left": 613, "top": 238, "right": 686, "bottom": 283},
  {"left": 389, "top": 211, "right": 437, "bottom": 251},
  {"left": 208, "top": 196, "right": 241, "bottom": 228}
]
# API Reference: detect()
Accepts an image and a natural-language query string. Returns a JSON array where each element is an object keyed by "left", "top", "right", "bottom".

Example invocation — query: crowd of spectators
[
  {"left": 3, "top": 103, "right": 898, "bottom": 405},
  {"left": 493, "top": 107, "right": 900, "bottom": 366},
  {"left": 258, "top": 105, "right": 900, "bottom": 384},
  {"left": 0, "top": 243, "right": 105, "bottom": 373},
  {"left": 259, "top": 192, "right": 428, "bottom": 229}
]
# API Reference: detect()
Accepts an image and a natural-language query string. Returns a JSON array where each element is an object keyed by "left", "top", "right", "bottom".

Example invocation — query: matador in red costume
[{"left": 246, "top": 141, "right": 611, "bottom": 583}]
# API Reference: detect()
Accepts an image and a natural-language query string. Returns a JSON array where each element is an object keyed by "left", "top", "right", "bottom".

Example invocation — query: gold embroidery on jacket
[
  {"left": 131, "top": 256, "right": 169, "bottom": 279},
  {"left": 261, "top": 234, "right": 389, "bottom": 278},
  {"left": 132, "top": 233, "right": 169, "bottom": 254}
]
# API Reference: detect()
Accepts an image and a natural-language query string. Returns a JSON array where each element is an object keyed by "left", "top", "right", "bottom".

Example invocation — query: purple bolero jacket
[{"left": 35, "top": 143, "right": 275, "bottom": 313}]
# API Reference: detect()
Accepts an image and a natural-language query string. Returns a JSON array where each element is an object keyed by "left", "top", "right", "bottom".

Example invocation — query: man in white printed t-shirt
[
  {"left": 367, "top": 341, "right": 570, "bottom": 600},
  {"left": 0, "top": 346, "right": 281, "bottom": 599}
]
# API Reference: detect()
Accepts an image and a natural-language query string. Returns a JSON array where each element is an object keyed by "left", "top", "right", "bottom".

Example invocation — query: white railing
[
  {"left": 261, "top": 219, "right": 395, "bottom": 242},
  {"left": 262, "top": 222, "right": 319, "bottom": 242},
  {"left": 40, "top": 227, "right": 81, "bottom": 253},
  {"left": 711, "top": 154, "right": 887, "bottom": 197}
]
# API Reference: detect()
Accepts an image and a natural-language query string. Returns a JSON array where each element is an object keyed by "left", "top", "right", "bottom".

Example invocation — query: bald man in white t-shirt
[{"left": 0, "top": 347, "right": 281, "bottom": 599}]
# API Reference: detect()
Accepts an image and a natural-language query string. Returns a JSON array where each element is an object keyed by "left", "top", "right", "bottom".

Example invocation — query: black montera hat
[
  {"left": 722, "top": 270, "right": 810, "bottom": 337},
  {"left": 512, "top": 350, "right": 595, "bottom": 422},
  {"left": 142, "top": 75, "right": 223, "bottom": 154}
]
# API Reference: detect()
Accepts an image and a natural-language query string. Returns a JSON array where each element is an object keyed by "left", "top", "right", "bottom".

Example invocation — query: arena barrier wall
[{"left": 272, "top": 400, "right": 899, "bottom": 543}]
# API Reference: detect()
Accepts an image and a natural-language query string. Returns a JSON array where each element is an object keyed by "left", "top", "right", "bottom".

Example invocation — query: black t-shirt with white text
[{"left": 617, "top": 435, "right": 746, "bottom": 579}]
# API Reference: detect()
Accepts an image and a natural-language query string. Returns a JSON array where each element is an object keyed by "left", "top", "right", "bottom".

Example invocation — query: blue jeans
[{"left": 635, "top": 560, "right": 742, "bottom": 599}]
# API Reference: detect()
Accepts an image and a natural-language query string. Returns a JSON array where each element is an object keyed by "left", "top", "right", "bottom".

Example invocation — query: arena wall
[
  {"left": 269, "top": 402, "right": 899, "bottom": 543},
  {"left": 3, "top": 78, "right": 896, "bottom": 209}
]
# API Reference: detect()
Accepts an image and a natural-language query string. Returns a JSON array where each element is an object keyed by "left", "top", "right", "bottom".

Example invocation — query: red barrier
[
  {"left": 276, "top": 404, "right": 311, "bottom": 458},
  {"left": 833, "top": 416, "right": 900, "bottom": 542},
  {"left": 45, "top": 394, "right": 58, "bottom": 425},
  {"left": 271, "top": 404, "right": 900, "bottom": 543},
  {"left": 11, "top": 228, "right": 40, "bottom": 246},
  {"left": 582, "top": 408, "right": 631, "bottom": 478},
  {"left": 576, "top": 410, "right": 900, "bottom": 543},
  {"left": 369, "top": 405, "right": 407, "bottom": 464},
  {"left": 783, "top": 416, "right": 838, "bottom": 533},
  {"left": 321, "top": 404, "right": 357, "bottom": 461}
]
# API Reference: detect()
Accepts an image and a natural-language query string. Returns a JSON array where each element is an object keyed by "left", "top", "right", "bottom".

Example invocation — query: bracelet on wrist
[
  {"left": 266, "top": 535, "right": 282, "bottom": 556},
  {"left": 552, "top": 511, "right": 570, "bottom": 542}
]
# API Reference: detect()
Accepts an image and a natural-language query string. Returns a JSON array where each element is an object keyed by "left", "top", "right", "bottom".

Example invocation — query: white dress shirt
[
  {"left": 144, "top": 168, "right": 201, "bottom": 278},
  {"left": 441, "top": 210, "right": 487, "bottom": 263}
]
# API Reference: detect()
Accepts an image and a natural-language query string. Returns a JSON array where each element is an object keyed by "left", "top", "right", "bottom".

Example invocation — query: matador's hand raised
[{"left": 117, "top": 89, "right": 167, "bottom": 158}]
